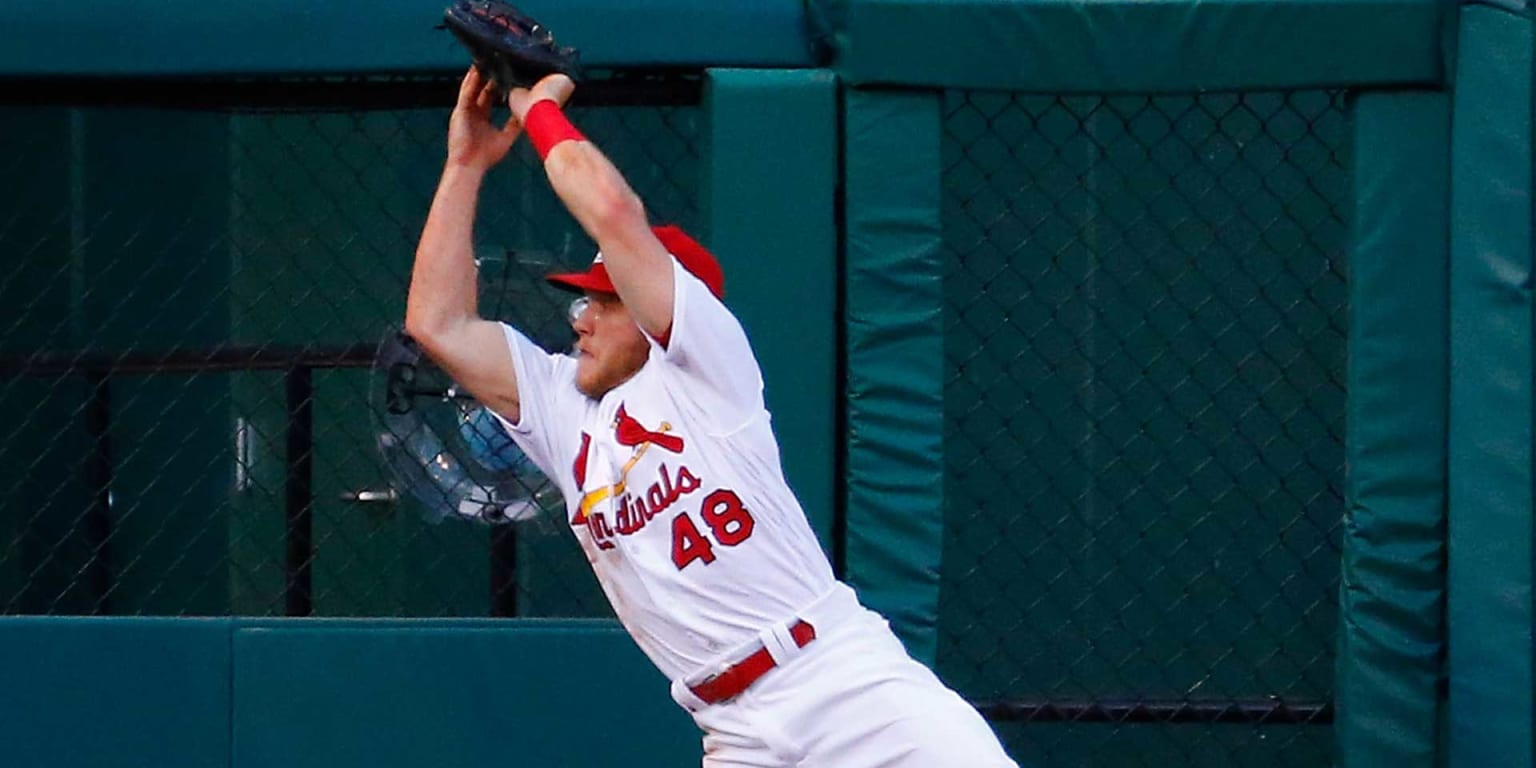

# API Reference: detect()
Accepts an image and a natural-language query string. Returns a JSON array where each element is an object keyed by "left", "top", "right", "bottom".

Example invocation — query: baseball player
[{"left": 406, "top": 67, "right": 1019, "bottom": 767}]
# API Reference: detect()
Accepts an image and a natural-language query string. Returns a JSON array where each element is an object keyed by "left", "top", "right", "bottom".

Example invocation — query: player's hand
[
  {"left": 507, "top": 73, "right": 576, "bottom": 125},
  {"left": 447, "top": 66, "right": 523, "bottom": 171}
]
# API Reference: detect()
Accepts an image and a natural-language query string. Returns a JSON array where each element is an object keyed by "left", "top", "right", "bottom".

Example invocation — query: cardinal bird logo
[{"left": 614, "top": 404, "right": 684, "bottom": 453}]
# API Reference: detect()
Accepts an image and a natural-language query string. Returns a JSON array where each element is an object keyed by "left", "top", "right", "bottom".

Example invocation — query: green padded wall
[
  {"left": 815, "top": 0, "right": 1444, "bottom": 91},
  {"left": 0, "top": 619, "right": 704, "bottom": 767},
  {"left": 1337, "top": 90, "right": 1450, "bottom": 768},
  {"left": 703, "top": 69, "right": 839, "bottom": 554},
  {"left": 0, "top": 0, "right": 812, "bottom": 76},
  {"left": 0, "top": 618, "right": 233, "bottom": 768},
  {"left": 1447, "top": 5, "right": 1535, "bottom": 767},
  {"left": 232, "top": 623, "right": 699, "bottom": 767},
  {"left": 842, "top": 88, "right": 946, "bottom": 665}
]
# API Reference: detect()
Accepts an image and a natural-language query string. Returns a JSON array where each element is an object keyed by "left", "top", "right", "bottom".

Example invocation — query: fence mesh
[
  {"left": 0, "top": 76, "right": 702, "bottom": 618},
  {"left": 2, "top": 76, "right": 1352, "bottom": 767},
  {"left": 938, "top": 89, "right": 1350, "bottom": 767}
]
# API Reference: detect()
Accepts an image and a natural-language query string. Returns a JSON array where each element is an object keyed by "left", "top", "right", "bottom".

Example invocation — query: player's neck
[{"left": 582, "top": 360, "right": 647, "bottom": 400}]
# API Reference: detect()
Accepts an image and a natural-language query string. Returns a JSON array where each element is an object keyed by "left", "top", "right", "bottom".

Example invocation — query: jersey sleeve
[
  {"left": 647, "top": 259, "right": 766, "bottom": 429},
  {"left": 491, "top": 322, "right": 579, "bottom": 482}
]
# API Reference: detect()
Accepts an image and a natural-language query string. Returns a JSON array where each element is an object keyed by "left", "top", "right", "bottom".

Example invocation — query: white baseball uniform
[{"left": 495, "top": 258, "right": 1018, "bottom": 767}]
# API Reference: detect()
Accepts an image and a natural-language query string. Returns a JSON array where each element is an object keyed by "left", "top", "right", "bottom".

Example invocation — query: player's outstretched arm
[
  {"left": 406, "top": 67, "right": 525, "bottom": 422},
  {"left": 509, "top": 74, "right": 677, "bottom": 341}
]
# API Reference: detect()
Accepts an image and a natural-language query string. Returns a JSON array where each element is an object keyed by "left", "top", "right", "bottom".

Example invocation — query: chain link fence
[
  {"left": 0, "top": 74, "right": 702, "bottom": 619},
  {"left": 939, "top": 89, "right": 1350, "bottom": 767},
  {"left": 2, "top": 75, "right": 1352, "bottom": 766}
]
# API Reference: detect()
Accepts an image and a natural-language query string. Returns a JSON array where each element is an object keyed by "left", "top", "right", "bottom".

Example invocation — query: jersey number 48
[{"left": 670, "top": 489, "right": 756, "bottom": 570}]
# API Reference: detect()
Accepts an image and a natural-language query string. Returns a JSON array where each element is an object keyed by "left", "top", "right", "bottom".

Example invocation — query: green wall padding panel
[
  {"left": 1447, "top": 5, "right": 1534, "bottom": 767},
  {"left": 814, "top": 0, "right": 1444, "bottom": 91},
  {"left": 0, "top": 618, "right": 233, "bottom": 768},
  {"left": 232, "top": 624, "right": 699, "bottom": 768},
  {"left": 703, "top": 68, "right": 839, "bottom": 554},
  {"left": 0, "top": 0, "right": 812, "bottom": 76},
  {"left": 1336, "top": 90, "right": 1450, "bottom": 768},
  {"left": 843, "top": 88, "right": 945, "bottom": 665}
]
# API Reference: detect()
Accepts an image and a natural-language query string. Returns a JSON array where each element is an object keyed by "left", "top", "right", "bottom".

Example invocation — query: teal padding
[
  {"left": 0, "top": 618, "right": 232, "bottom": 768},
  {"left": 1447, "top": 5, "right": 1534, "bottom": 767},
  {"left": 236, "top": 617, "right": 614, "bottom": 629},
  {"left": 703, "top": 69, "right": 839, "bottom": 556},
  {"left": 825, "top": 0, "right": 1444, "bottom": 91},
  {"left": 0, "top": 0, "right": 811, "bottom": 76},
  {"left": 232, "top": 624, "right": 698, "bottom": 768},
  {"left": 843, "top": 88, "right": 945, "bottom": 665},
  {"left": 1336, "top": 90, "right": 1450, "bottom": 768}
]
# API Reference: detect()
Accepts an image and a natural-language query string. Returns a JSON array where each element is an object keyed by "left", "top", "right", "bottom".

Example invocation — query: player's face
[{"left": 569, "top": 291, "right": 649, "bottom": 398}]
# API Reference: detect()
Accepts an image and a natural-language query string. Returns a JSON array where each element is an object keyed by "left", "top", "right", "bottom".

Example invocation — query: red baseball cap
[{"left": 545, "top": 225, "right": 725, "bottom": 300}]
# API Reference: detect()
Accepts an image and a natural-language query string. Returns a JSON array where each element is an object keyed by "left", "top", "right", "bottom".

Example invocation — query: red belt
[{"left": 689, "top": 620, "right": 817, "bottom": 705}]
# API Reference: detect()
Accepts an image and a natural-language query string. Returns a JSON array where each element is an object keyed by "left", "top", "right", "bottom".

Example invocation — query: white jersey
[{"left": 494, "top": 259, "right": 836, "bottom": 681}]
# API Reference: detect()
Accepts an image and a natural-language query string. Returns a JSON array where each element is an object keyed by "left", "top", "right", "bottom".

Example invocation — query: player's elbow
[
  {"left": 403, "top": 311, "right": 430, "bottom": 344},
  {"left": 589, "top": 184, "right": 646, "bottom": 243},
  {"left": 404, "top": 306, "right": 456, "bottom": 355}
]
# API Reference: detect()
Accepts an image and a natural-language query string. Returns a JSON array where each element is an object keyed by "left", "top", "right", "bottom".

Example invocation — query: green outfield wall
[{"left": 2, "top": 0, "right": 1530, "bottom": 766}]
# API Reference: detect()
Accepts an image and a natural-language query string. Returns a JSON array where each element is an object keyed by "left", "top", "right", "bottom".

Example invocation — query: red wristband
[{"left": 525, "top": 100, "right": 586, "bottom": 161}]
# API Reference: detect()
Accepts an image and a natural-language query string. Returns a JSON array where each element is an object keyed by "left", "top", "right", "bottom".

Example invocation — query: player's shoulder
[{"left": 633, "top": 354, "right": 702, "bottom": 404}]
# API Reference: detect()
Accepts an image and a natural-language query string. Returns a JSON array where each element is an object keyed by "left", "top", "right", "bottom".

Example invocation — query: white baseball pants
[{"left": 670, "top": 584, "right": 1020, "bottom": 768}]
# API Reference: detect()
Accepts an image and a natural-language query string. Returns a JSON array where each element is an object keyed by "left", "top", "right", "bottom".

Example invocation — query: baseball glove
[{"left": 441, "top": 0, "right": 580, "bottom": 98}]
